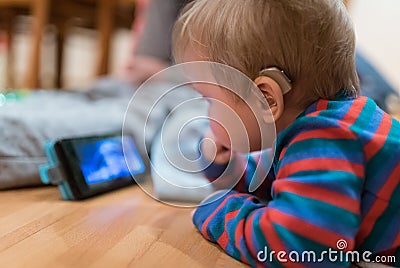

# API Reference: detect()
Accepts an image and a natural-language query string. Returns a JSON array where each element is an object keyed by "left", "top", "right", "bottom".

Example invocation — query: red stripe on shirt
[
  {"left": 379, "top": 163, "right": 400, "bottom": 198},
  {"left": 392, "top": 231, "right": 400, "bottom": 248},
  {"left": 278, "top": 158, "right": 364, "bottom": 179},
  {"left": 316, "top": 100, "right": 329, "bottom": 111},
  {"left": 356, "top": 164, "right": 399, "bottom": 245},
  {"left": 201, "top": 193, "right": 243, "bottom": 240},
  {"left": 245, "top": 211, "right": 260, "bottom": 262},
  {"left": 308, "top": 100, "right": 329, "bottom": 117},
  {"left": 356, "top": 201, "right": 389, "bottom": 247},
  {"left": 217, "top": 210, "right": 239, "bottom": 249},
  {"left": 364, "top": 112, "right": 392, "bottom": 161},
  {"left": 289, "top": 127, "right": 357, "bottom": 146},
  {"left": 269, "top": 208, "right": 355, "bottom": 250},
  {"left": 273, "top": 180, "right": 360, "bottom": 214},
  {"left": 235, "top": 218, "right": 249, "bottom": 263},
  {"left": 257, "top": 213, "right": 306, "bottom": 268},
  {"left": 279, "top": 147, "right": 288, "bottom": 161},
  {"left": 341, "top": 97, "right": 368, "bottom": 126},
  {"left": 257, "top": 208, "right": 288, "bottom": 254}
]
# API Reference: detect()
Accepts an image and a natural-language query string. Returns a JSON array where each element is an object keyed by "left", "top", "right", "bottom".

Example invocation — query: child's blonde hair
[{"left": 173, "top": 0, "right": 359, "bottom": 108}]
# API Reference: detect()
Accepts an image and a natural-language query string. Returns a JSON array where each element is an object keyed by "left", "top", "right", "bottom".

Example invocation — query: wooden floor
[{"left": 0, "top": 186, "right": 246, "bottom": 268}]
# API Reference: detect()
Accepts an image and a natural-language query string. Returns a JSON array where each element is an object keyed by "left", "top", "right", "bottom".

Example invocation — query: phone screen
[{"left": 72, "top": 136, "right": 145, "bottom": 185}]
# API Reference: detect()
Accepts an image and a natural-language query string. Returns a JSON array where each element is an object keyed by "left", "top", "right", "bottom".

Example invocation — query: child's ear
[{"left": 254, "top": 76, "right": 284, "bottom": 122}]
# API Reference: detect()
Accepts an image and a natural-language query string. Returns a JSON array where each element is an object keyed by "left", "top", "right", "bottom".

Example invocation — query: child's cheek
[{"left": 209, "top": 120, "right": 231, "bottom": 149}]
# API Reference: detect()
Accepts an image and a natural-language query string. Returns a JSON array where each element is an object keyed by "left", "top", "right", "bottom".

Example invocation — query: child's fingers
[{"left": 214, "top": 147, "right": 231, "bottom": 164}]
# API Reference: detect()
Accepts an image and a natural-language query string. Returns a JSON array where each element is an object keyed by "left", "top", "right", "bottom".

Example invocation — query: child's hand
[
  {"left": 201, "top": 130, "right": 231, "bottom": 164},
  {"left": 118, "top": 55, "right": 168, "bottom": 86},
  {"left": 191, "top": 189, "right": 232, "bottom": 221}
]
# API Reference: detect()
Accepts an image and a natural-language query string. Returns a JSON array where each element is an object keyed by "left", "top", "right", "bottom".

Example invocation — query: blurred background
[
  {"left": 350, "top": 0, "right": 400, "bottom": 95},
  {"left": 0, "top": 0, "right": 136, "bottom": 89},
  {"left": 0, "top": 0, "right": 398, "bottom": 95}
]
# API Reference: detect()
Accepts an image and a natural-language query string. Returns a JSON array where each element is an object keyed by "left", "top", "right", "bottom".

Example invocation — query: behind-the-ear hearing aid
[
  {"left": 256, "top": 67, "right": 292, "bottom": 124},
  {"left": 259, "top": 67, "right": 292, "bottom": 94}
]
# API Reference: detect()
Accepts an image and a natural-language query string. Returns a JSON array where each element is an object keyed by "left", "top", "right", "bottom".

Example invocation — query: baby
[{"left": 172, "top": 0, "right": 400, "bottom": 267}]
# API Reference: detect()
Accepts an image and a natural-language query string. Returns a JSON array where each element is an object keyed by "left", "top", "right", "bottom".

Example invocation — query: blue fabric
[{"left": 356, "top": 52, "right": 399, "bottom": 111}]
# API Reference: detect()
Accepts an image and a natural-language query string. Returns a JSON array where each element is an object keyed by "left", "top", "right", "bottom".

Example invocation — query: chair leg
[
  {"left": 24, "top": 0, "right": 50, "bottom": 89},
  {"left": 5, "top": 10, "right": 15, "bottom": 89},
  {"left": 96, "top": 0, "right": 116, "bottom": 76},
  {"left": 55, "top": 23, "right": 66, "bottom": 88}
]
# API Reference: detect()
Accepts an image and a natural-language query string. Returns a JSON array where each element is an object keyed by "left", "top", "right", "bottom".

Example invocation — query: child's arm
[{"left": 194, "top": 129, "right": 364, "bottom": 267}]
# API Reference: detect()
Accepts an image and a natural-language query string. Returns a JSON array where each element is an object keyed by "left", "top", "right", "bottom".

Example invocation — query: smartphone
[{"left": 40, "top": 134, "right": 146, "bottom": 200}]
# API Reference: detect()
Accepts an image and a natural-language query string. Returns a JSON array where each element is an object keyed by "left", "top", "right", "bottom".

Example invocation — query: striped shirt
[{"left": 193, "top": 95, "right": 400, "bottom": 267}]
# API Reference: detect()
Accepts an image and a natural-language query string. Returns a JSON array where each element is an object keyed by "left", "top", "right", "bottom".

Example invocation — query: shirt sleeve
[
  {"left": 202, "top": 149, "right": 275, "bottom": 201},
  {"left": 193, "top": 125, "right": 365, "bottom": 267}
]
